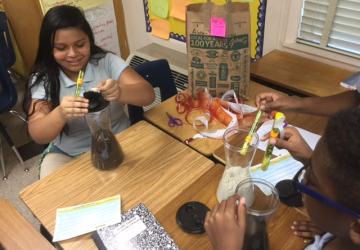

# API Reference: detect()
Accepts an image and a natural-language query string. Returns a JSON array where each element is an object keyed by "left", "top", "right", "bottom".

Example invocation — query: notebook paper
[
  {"left": 53, "top": 195, "right": 121, "bottom": 242},
  {"left": 250, "top": 154, "right": 303, "bottom": 187}
]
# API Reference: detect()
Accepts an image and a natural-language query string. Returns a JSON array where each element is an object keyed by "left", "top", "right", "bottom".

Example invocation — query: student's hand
[
  {"left": 268, "top": 127, "right": 312, "bottom": 165},
  {"left": 205, "top": 195, "right": 246, "bottom": 250},
  {"left": 97, "top": 79, "right": 121, "bottom": 101},
  {"left": 59, "top": 96, "right": 89, "bottom": 120},
  {"left": 291, "top": 220, "right": 324, "bottom": 242},
  {"left": 255, "top": 92, "right": 300, "bottom": 113}
]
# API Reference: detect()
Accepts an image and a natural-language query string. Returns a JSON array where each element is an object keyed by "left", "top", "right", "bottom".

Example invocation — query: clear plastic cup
[
  {"left": 236, "top": 178, "right": 279, "bottom": 250},
  {"left": 216, "top": 126, "right": 259, "bottom": 202}
]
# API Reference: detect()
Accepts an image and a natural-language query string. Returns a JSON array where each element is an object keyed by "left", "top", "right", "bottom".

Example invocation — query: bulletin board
[{"left": 144, "top": 0, "right": 267, "bottom": 59}]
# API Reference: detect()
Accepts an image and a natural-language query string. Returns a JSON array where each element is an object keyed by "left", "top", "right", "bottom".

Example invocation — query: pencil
[{"left": 75, "top": 70, "right": 84, "bottom": 96}]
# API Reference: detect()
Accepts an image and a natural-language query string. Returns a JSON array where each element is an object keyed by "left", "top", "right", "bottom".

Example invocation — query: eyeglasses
[{"left": 293, "top": 166, "right": 360, "bottom": 219}]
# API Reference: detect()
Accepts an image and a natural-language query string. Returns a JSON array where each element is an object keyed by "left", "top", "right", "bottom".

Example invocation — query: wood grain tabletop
[
  {"left": 251, "top": 50, "right": 352, "bottom": 97},
  {"left": 0, "top": 199, "right": 54, "bottom": 250},
  {"left": 145, "top": 80, "right": 328, "bottom": 160},
  {"left": 155, "top": 164, "right": 308, "bottom": 250},
  {"left": 20, "top": 121, "right": 214, "bottom": 250}
]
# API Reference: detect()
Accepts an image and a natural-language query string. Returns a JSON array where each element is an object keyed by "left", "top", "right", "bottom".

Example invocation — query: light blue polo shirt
[{"left": 31, "top": 53, "right": 130, "bottom": 156}]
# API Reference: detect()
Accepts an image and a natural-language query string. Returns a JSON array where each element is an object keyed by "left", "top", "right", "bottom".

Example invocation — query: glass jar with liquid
[{"left": 84, "top": 91, "right": 123, "bottom": 170}]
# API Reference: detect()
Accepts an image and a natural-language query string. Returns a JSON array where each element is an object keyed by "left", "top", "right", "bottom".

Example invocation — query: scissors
[{"left": 166, "top": 112, "right": 183, "bottom": 127}]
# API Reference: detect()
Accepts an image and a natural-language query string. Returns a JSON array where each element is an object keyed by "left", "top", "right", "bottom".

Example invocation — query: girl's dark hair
[
  {"left": 323, "top": 107, "right": 360, "bottom": 212},
  {"left": 22, "top": 5, "right": 106, "bottom": 118}
]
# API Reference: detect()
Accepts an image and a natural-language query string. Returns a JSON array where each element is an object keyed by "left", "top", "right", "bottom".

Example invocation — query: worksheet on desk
[
  {"left": 53, "top": 195, "right": 121, "bottom": 242},
  {"left": 250, "top": 154, "right": 303, "bottom": 189}
]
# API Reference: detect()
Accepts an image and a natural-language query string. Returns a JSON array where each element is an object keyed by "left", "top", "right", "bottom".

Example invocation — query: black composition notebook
[{"left": 92, "top": 203, "right": 179, "bottom": 250}]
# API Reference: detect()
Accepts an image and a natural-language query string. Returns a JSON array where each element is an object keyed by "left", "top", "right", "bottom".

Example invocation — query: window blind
[{"left": 297, "top": 0, "right": 360, "bottom": 56}]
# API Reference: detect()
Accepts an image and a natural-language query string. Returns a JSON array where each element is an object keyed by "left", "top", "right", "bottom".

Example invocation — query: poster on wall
[
  {"left": 39, "top": 0, "right": 121, "bottom": 56},
  {"left": 143, "top": 0, "right": 267, "bottom": 59}
]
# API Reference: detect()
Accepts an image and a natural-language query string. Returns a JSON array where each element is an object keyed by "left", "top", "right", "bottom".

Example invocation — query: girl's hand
[
  {"left": 205, "top": 195, "right": 246, "bottom": 250},
  {"left": 59, "top": 96, "right": 89, "bottom": 120},
  {"left": 97, "top": 79, "right": 121, "bottom": 101}
]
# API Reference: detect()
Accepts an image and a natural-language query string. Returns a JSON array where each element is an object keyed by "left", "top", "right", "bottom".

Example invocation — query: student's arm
[
  {"left": 98, "top": 67, "right": 155, "bottom": 106},
  {"left": 27, "top": 97, "right": 89, "bottom": 144},
  {"left": 297, "top": 91, "right": 360, "bottom": 115},
  {"left": 256, "top": 91, "right": 360, "bottom": 116}
]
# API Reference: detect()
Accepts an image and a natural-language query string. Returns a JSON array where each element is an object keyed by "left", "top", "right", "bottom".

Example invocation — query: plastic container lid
[
  {"left": 83, "top": 91, "right": 109, "bottom": 112},
  {"left": 176, "top": 201, "right": 210, "bottom": 234}
]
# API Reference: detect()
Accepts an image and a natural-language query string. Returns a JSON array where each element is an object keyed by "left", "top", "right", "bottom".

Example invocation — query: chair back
[
  {"left": 0, "top": 12, "right": 15, "bottom": 68},
  {"left": 0, "top": 57, "right": 17, "bottom": 112},
  {"left": 128, "top": 59, "right": 177, "bottom": 124}
]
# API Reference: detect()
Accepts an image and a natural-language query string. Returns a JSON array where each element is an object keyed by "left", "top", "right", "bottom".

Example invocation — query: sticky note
[
  {"left": 170, "top": 17, "right": 186, "bottom": 36},
  {"left": 210, "top": 17, "right": 226, "bottom": 37},
  {"left": 151, "top": 18, "right": 171, "bottom": 39},
  {"left": 212, "top": 0, "right": 224, "bottom": 4},
  {"left": 170, "top": 0, "right": 191, "bottom": 21},
  {"left": 189, "top": 0, "right": 253, "bottom": 4},
  {"left": 150, "top": 0, "right": 169, "bottom": 19},
  {"left": 212, "top": 0, "right": 254, "bottom": 3}
]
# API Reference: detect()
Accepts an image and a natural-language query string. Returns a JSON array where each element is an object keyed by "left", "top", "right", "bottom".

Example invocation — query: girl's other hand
[
  {"left": 97, "top": 79, "right": 121, "bottom": 101},
  {"left": 59, "top": 96, "right": 89, "bottom": 120}
]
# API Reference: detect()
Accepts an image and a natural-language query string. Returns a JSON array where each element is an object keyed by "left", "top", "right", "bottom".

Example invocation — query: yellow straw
[
  {"left": 261, "top": 112, "right": 285, "bottom": 171},
  {"left": 240, "top": 109, "right": 262, "bottom": 156},
  {"left": 75, "top": 70, "right": 84, "bottom": 96}
]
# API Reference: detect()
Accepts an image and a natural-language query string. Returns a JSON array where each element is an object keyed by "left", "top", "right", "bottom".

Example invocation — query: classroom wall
[
  {"left": 122, "top": 0, "right": 186, "bottom": 55},
  {"left": 122, "top": 0, "right": 358, "bottom": 71},
  {"left": 123, "top": 1, "right": 273, "bottom": 56},
  {"left": 122, "top": 0, "right": 277, "bottom": 57}
]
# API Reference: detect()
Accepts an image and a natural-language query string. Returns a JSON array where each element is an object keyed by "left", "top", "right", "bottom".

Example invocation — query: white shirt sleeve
[{"left": 304, "top": 233, "right": 334, "bottom": 250}]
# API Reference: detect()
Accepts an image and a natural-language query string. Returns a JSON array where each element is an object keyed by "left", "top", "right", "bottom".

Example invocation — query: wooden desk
[
  {"left": 156, "top": 164, "right": 308, "bottom": 250},
  {"left": 144, "top": 81, "right": 318, "bottom": 157},
  {"left": 251, "top": 50, "right": 352, "bottom": 97},
  {"left": 144, "top": 95, "right": 220, "bottom": 157},
  {"left": 0, "top": 199, "right": 54, "bottom": 250},
  {"left": 20, "top": 121, "right": 214, "bottom": 250}
]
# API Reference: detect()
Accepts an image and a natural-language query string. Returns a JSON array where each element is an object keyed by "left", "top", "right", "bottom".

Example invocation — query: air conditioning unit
[{"left": 126, "top": 43, "right": 189, "bottom": 110}]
